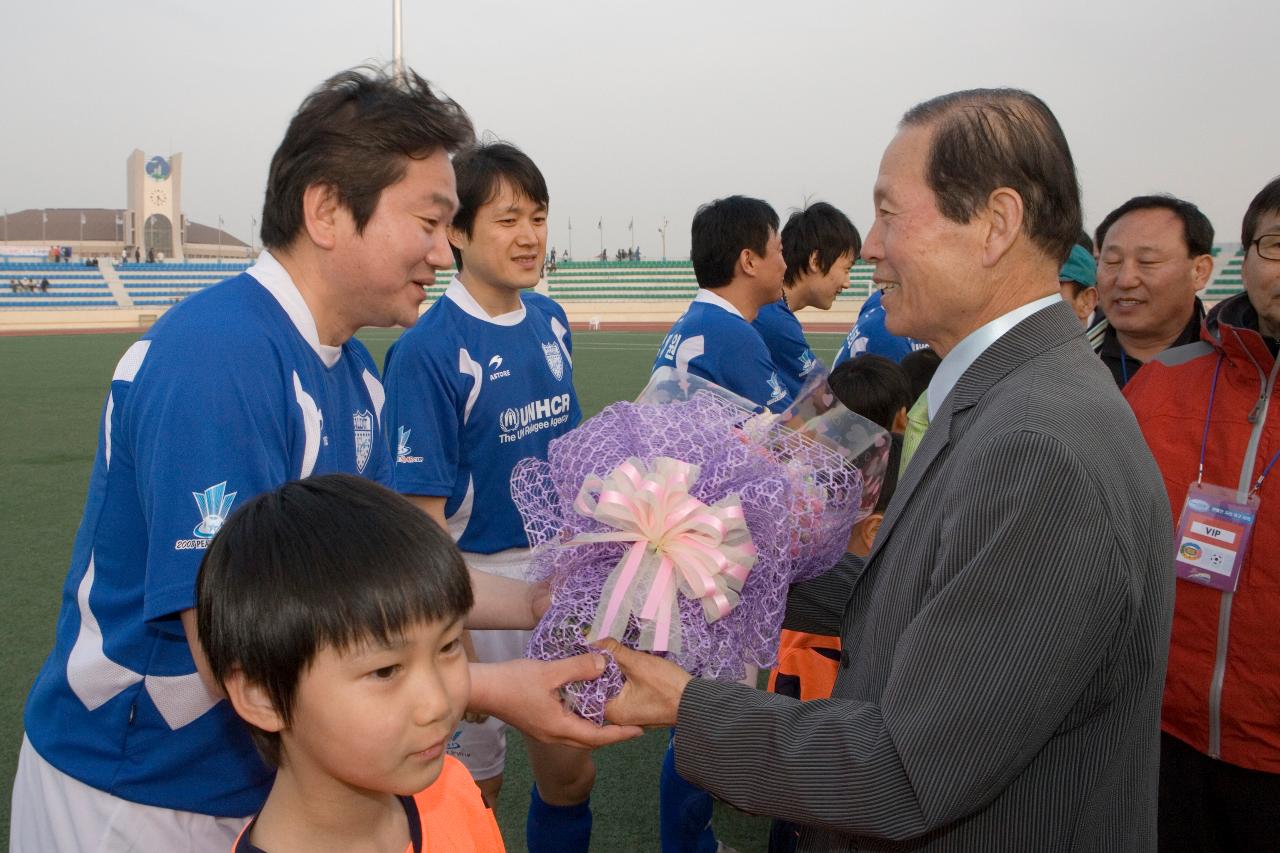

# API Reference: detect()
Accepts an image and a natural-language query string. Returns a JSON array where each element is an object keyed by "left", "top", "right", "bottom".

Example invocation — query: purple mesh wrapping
[{"left": 512, "top": 392, "right": 864, "bottom": 724}]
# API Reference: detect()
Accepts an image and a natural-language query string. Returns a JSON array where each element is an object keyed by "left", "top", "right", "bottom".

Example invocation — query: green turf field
[{"left": 0, "top": 327, "right": 846, "bottom": 850}]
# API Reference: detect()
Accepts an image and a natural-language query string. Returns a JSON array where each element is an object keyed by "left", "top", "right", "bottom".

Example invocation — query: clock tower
[{"left": 125, "top": 149, "right": 185, "bottom": 261}]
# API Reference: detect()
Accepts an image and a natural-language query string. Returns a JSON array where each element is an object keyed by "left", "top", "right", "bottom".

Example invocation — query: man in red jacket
[{"left": 1124, "top": 175, "right": 1280, "bottom": 851}]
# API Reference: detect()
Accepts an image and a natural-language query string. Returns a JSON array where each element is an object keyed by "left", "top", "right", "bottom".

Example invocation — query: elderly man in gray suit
[{"left": 602, "top": 89, "right": 1174, "bottom": 850}]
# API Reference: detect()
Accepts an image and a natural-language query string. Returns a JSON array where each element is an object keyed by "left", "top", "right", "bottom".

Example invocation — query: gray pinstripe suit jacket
[{"left": 674, "top": 300, "right": 1175, "bottom": 851}]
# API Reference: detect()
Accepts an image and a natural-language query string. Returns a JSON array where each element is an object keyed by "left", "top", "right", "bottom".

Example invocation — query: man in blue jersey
[
  {"left": 13, "top": 70, "right": 637, "bottom": 852},
  {"left": 753, "top": 202, "right": 861, "bottom": 396},
  {"left": 653, "top": 195, "right": 792, "bottom": 412},
  {"left": 383, "top": 142, "right": 595, "bottom": 853},
  {"left": 832, "top": 287, "right": 930, "bottom": 366},
  {"left": 650, "top": 194, "right": 792, "bottom": 852}
]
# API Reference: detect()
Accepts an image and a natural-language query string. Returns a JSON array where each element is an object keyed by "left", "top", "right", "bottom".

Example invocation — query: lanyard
[
  {"left": 1197, "top": 354, "right": 1280, "bottom": 497},
  {"left": 1120, "top": 349, "right": 1131, "bottom": 385}
]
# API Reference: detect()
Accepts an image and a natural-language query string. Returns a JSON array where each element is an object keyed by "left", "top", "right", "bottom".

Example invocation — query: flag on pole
[
  {"left": 41, "top": 211, "right": 47, "bottom": 224},
  {"left": 597, "top": 219, "right": 602, "bottom": 230},
  {"left": 568, "top": 218, "right": 572, "bottom": 231},
  {"left": 80, "top": 213, "right": 86, "bottom": 225}
]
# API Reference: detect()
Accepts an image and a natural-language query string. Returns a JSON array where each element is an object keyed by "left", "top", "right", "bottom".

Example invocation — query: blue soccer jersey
[
  {"left": 752, "top": 298, "right": 823, "bottom": 398},
  {"left": 652, "top": 290, "right": 792, "bottom": 412},
  {"left": 23, "top": 253, "right": 393, "bottom": 818},
  {"left": 384, "top": 279, "right": 581, "bottom": 555},
  {"left": 832, "top": 288, "right": 929, "bottom": 366}
]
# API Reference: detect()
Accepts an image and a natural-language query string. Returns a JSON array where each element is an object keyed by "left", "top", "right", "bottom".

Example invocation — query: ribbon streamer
[{"left": 563, "top": 456, "right": 757, "bottom": 654}]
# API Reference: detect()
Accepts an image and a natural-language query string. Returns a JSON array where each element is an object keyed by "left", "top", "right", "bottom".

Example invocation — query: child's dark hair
[
  {"left": 828, "top": 355, "right": 913, "bottom": 431},
  {"left": 900, "top": 347, "right": 941, "bottom": 401},
  {"left": 196, "top": 474, "right": 473, "bottom": 767}
]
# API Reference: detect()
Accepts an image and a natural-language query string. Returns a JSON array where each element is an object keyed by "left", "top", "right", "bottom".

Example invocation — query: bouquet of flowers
[{"left": 512, "top": 370, "right": 889, "bottom": 723}]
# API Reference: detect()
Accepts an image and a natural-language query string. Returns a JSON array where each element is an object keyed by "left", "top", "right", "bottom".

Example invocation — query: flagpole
[
  {"left": 567, "top": 218, "right": 573, "bottom": 259},
  {"left": 598, "top": 217, "right": 604, "bottom": 259},
  {"left": 392, "top": 0, "right": 404, "bottom": 80}
]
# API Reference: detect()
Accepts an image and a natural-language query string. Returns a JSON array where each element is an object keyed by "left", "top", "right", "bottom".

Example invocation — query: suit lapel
[{"left": 864, "top": 301, "right": 1084, "bottom": 567}]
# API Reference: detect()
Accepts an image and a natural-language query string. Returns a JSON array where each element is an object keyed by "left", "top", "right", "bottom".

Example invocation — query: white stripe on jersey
[
  {"left": 675, "top": 335, "right": 705, "bottom": 374},
  {"left": 65, "top": 555, "right": 143, "bottom": 712},
  {"left": 362, "top": 369, "right": 386, "bottom": 429},
  {"left": 292, "top": 371, "right": 322, "bottom": 479},
  {"left": 458, "top": 348, "right": 484, "bottom": 425}
]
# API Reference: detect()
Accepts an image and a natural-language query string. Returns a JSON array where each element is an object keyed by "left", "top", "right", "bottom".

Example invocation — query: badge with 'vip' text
[{"left": 1174, "top": 482, "right": 1259, "bottom": 593}]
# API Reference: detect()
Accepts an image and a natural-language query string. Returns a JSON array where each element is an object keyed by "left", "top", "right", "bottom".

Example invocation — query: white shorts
[
  {"left": 9, "top": 735, "right": 246, "bottom": 853},
  {"left": 449, "top": 547, "right": 532, "bottom": 781}
]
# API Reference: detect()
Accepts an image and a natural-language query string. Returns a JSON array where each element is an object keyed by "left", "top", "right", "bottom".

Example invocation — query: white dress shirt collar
[
  {"left": 444, "top": 276, "right": 527, "bottom": 326},
  {"left": 692, "top": 288, "right": 745, "bottom": 320},
  {"left": 926, "top": 293, "right": 1062, "bottom": 421},
  {"left": 245, "top": 250, "right": 342, "bottom": 368}
]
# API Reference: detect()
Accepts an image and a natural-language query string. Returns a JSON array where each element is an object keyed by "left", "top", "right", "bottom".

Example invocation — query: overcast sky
[{"left": 2, "top": 0, "right": 1274, "bottom": 258}]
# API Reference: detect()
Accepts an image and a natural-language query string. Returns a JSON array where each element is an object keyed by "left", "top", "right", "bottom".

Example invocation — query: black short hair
[
  {"left": 781, "top": 202, "right": 862, "bottom": 286},
  {"left": 1094, "top": 194, "right": 1214, "bottom": 258},
  {"left": 449, "top": 141, "right": 550, "bottom": 271},
  {"left": 899, "top": 347, "right": 941, "bottom": 400},
  {"left": 1242, "top": 176, "right": 1280, "bottom": 247},
  {"left": 690, "top": 196, "right": 779, "bottom": 288},
  {"left": 260, "top": 65, "right": 474, "bottom": 250},
  {"left": 1076, "top": 230, "right": 1094, "bottom": 255},
  {"left": 827, "top": 355, "right": 913, "bottom": 432},
  {"left": 900, "top": 89, "right": 1082, "bottom": 264},
  {"left": 196, "top": 474, "right": 473, "bottom": 768}
]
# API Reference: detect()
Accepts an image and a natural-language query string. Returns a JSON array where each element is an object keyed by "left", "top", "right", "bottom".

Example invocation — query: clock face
[
  {"left": 145, "top": 156, "right": 171, "bottom": 181},
  {"left": 148, "top": 188, "right": 169, "bottom": 207}
]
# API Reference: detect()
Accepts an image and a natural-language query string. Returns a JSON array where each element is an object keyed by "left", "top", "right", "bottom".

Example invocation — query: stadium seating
[
  {"left": 543, "top": 260, "right": 876, "bottom": 301},
  {"left": 0, "top": 262, "right": 115, "bottom": 308},
  {"left": 1206, "top": 245, "right": 1245, "bottom": 303},
  {"left": 2, "top": 248, "right": 1248, "bottom": 314},
  {"left": 118, "top": 261, "right": 254, "bottom": 306}
]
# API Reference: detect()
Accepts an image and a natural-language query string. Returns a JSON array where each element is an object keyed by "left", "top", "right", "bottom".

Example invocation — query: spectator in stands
[
  {"left": 39, "top": 277, "right": 49, "bottom": 293},
  {"left": 12, "top": 65, "right": 633, "bottom": 853},
  {"left": 753, "top": 201, "right": 862, "bottom": 398},
  {"left": 1076, "top": 228, "right": 1095, "bottom": 257},
  {"left": 1123, "top": 175, "right": 1280, "bottom": 852},
  {"left": 121, "top": 248, "right": 129, "bottom": 265},
  {"left": 146, "top": 247, "right": 156, "bottom": 263},
  {"left": 134, "top": 246, "right": 141, "bottom": 264},
  {"left": 1088, "top": 195, "right": 1214, "bottom": 387},
  {"left": 1059, "top": 243, "right": 1097, "bottom": 326}
]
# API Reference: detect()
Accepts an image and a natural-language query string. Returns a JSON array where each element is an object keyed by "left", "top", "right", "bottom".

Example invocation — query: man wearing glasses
[
  {"left": 1123, "top": 176, "right": 1280, "bottom": 851},
  {"left": 1089, "top": 195, "right": 1216, "bottom": 387}
]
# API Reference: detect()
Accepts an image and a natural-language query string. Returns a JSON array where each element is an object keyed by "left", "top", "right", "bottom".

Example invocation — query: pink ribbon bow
[{"left": 564, "top": 457, "right": 757, "bottom": 654}]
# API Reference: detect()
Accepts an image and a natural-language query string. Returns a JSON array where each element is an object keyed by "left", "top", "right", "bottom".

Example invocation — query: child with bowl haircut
[{"left": 196, "top": 474, "right": 504, "bottom": 852}]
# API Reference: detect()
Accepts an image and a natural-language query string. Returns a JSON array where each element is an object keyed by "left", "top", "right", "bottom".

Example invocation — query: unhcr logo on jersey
[{"left": 498, "top": 393, "right": 572, "bottom": 443}]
